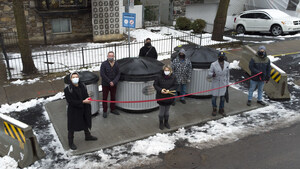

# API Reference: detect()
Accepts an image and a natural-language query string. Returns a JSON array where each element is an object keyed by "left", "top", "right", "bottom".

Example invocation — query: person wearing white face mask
[
  {"left": 64, "top": 72, "right": 98, "bottom": 150},
  {"left": 154, "top": 65, "right": 178, "bottom": 130}
]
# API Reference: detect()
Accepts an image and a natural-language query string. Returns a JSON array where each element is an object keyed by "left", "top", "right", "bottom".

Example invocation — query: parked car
[{"left": 233, "top": 9, "right": 300, "bottom": 36}]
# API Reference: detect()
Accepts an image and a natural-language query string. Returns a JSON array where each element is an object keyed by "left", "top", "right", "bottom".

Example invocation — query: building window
[{"left": 52, "top": 18, "right": 72, "bottom": 34}]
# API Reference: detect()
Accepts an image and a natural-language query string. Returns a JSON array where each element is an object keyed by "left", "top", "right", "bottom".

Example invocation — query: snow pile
[
  {"left": 0, "top": 156, "right": 18, "bottom": 169},
  {"left": 0, "top": 92, "right": 64, "bottom": 114},
  {"left": 268, "top": 55, "right": 281, "bottom": 62},
  {"left": 131, "top": 133, "right": 176, "bottom": 155},
  {"left": 229, "top": 60, "right": 241, "bottom": 69},
  {"left": 11, "top": 78, "right": 40, "bottom": 85},
  {"left": 130, "top": 29, "right": 167, "bottom": 42}
]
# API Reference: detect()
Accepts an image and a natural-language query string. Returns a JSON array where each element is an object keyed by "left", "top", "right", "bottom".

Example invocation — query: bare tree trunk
[
  {"left": 12, "top": 0, "right": 37, "bottom": 74},
  {"left": 212, "top": 0, "right": 230, "bottom": 41}
]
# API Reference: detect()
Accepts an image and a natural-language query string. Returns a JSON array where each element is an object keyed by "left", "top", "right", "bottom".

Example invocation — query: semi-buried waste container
[
  {"left": 64, "top": 71, "right": 100, "bottom": 115},
  {"left": 172, "top": 45, "right": 218, "bottom": 97},
  {"left": 116, "top": 57, "right": 164, "bottom": 112}
]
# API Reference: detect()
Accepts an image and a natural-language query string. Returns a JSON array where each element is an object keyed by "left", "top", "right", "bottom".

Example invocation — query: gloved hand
[{"left": 212, "top": 72, "right": 216, "bottom": 77}]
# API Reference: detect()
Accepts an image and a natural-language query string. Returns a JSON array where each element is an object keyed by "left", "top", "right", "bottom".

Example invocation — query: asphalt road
[{"left": 136, "top": 54, "right": 300, "bottom": 169}]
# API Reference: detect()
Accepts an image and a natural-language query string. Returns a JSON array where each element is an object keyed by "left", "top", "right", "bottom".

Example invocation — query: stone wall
[{"left": 0, "top": 0, "right": 93, "bottom": 45}]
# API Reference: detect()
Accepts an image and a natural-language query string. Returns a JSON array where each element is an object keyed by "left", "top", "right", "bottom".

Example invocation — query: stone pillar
[{"left": 91, "top": 0, "right": 123, "bottom": 42}]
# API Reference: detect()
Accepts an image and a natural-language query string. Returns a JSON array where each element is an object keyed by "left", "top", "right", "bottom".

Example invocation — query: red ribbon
[{"left": 88, "top": 72, "right": 262, "bottom": 103}]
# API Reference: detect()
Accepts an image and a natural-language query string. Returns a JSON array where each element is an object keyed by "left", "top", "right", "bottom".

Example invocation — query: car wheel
[
  {"left": 271, "top": 25, "right": 283, "bottom": 36},
  {"left": 236, "top": 25, "right": 245, "bottom": 34}
]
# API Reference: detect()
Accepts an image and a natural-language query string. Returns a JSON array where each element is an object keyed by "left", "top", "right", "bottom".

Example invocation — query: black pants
[{"left": 68, "top": 128, "right": 89, "bottom": 138}]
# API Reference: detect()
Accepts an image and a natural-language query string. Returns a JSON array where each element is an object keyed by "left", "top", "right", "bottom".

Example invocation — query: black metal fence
[{"left": 1, "top": 31, "right": 240, "bottom": 79}]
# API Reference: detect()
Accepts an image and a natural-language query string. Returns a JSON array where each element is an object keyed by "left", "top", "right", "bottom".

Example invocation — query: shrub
[
  {"left": 175, "top": 17, "right": 192, "bottom": 30},
  {"left": 191, "top": 19, "right": 206, "bottom": 33}
]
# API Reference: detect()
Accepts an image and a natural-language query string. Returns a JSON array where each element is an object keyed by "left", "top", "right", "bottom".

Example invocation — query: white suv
[{"left": 233, "top": 9, "right": 300, "bottom": 36}]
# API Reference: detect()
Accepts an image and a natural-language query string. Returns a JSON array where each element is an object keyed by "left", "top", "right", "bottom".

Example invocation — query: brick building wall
[{"left": 0, "top": 0, "right": 93, "bottom": 45}]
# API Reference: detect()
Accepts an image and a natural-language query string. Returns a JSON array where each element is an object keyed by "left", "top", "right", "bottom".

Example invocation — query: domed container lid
[
  {"left": 172, "top": 45, "right": 218, "bottom": 69},
  {"left": 64, "top": 71, "right": 99, "bottom": 85},
  {"left": 117, "top": 57, "right": 164, "bottom": 81}
]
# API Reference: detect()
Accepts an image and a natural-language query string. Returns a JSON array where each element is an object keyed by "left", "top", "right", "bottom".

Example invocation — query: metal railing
[{"left": 1, "top": 32, "right": 240, "bottom": 79}]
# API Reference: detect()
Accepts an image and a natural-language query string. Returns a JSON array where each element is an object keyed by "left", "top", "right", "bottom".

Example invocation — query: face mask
[
  {"left": 71, "top": 78, "right": 79, "bottom": 84},
  {"left": 218, "top": 57, "right": 225, "bottom": 62},
  {"left": 145, "top": 43, "right": 151, "bottom": 47},
  {"left": 258, "top": 51, "right": 265, "bottom": 57},
  {"left": 108, "top": 57, "right": 114, "bottom": 62},
  {"left": 179, "top": 54, "right": 185, "bottom": 58},
  {"left": 164, "top": 71, "right": 170, "bottom": 76}
]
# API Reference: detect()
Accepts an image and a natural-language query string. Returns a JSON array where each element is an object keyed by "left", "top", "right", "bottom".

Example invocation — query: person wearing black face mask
[
  {"left": 139, "top": 38, "right": 158, "bottom": 59},
  {"left": 171, "top": 48, "right": 192, "bottom": 105},
  {"left": 207, "top": 51, "right": 230, "bottom": 117},
  {"left": 247, "top": 46, "right": 271, "bottom": 106}
]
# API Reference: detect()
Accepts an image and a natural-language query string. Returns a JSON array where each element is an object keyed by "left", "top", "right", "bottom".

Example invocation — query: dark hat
[{"left": 218, "top": 51, "right": 226, "bottom": 57}]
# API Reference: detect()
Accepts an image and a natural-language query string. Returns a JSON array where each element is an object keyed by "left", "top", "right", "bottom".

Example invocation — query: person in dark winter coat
[
  {"left": 64, "top": 72, "right": 97, "bottom": 150},
  {"left": 247, "top": 46, "right": 271, "bottom": 106},
  {"left": 139, "top": 38, "right": 158, "bottom": 59},
  {"left": 171, "top": 48, "right": 192, "bottom": 105},
  {"left": 100, "top": 51, "right": 121, "bottom": 118},
  {"left": 207, "top": 52, "right": 230, "bottom": 117},
  {"left": 154, "top": 65, "right": 178, "bottom": 130}
]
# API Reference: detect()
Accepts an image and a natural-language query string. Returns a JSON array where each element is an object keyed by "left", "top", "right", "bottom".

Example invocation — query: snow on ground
[
  {"left": 229, "top": 60, "right": 241, "bottom": 69},
  {"left": 10, "top": 78, "right": 40, "bottom": 85}
]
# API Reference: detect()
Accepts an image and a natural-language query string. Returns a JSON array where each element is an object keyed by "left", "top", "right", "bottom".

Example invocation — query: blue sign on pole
[{"left": 122, "top": 13, "right": 136, "bottom": 28}]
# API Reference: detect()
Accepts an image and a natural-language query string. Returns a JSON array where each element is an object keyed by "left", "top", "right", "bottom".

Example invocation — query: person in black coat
[
  {"left": 64, "top": 72, "right": 97, "bottom": 150},
  {"left": 154, "top": 65, "right": 178, "bottom": 130},
  {"left": 139, "top": 38, "right": 158, "bottom": 59}
]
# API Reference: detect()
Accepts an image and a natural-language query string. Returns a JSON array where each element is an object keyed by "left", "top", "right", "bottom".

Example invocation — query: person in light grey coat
[
  {"left": 171, "top": 48, "right": 192, "bottom": 105},
  {"left": 207, "top": 51, "right": 230, "bottom": 117}
]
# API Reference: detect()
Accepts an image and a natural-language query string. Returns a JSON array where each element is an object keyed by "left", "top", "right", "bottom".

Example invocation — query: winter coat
[
  {"left": 100, "top": 60, "right": 121, "bottom": 86},
  {"left": 249, "top": 53, "right": 271, "bottom": 81},
  {"left": 153, "top": 71, "right": 178, "bottom": 106},
  {"left": 171, "top": 56, "right": 192, "bottom": 84},
  {"left": 64, "top": 83, "right": 92, "bottom": 131},
  {"left": 207, "top": 60, "right": 230, "bottom": 96},
  {"left": 139, "top": 45, "right": 158, "bottom": 59}
]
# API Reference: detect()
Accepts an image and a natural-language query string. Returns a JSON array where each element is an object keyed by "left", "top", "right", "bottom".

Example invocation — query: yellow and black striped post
[
  {"left": 0, "top": 114, "right": 45, "bottom": 168},
  {"left": 270, "top": 68, "right": 281, "bottom": 83},
  {"left": 3, "top": 121, "right": 26, "bottom": 149}
]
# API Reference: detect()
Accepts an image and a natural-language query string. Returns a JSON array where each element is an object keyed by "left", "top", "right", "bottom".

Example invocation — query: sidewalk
[
  {"left": 1, "top": 39, "right": 300, "bottom": 106},
  {"left": 45, "top": 87, "right": 261, "bottom": 154}
]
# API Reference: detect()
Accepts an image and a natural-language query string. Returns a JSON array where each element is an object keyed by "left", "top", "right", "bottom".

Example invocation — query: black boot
[
  {"left": 84, "top": 130, "right": 98, "bottom": 141},
  {"left": 159, "top": 116, "right": 164, "bottom": 130},
  {"left": 212, "top": 107, "right": 217, "bottom": 116},
  {"left": 68, "top": 131, "right": 77, "bottom": 150},
  {"left": 164, "top": 116, "right": 170, "bottom": 129}
]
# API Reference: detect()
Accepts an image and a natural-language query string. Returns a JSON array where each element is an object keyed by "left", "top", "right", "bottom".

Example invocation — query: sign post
[{"left": 122, "top": 12, "right": 136, "bottom": 58}]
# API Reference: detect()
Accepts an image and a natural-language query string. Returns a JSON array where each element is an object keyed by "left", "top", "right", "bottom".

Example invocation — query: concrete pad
[
  {"left": 50, "top": 79, "right": 65, "bottom": 93},
  {"left": 45, "top": 87, "right": 261, "bottom": 155},
  {"left": 0, "top": 87, "right": 7, "bottom": 105},
  {"left": 4, "top": 82, "right": 54, "bottom": 104}
]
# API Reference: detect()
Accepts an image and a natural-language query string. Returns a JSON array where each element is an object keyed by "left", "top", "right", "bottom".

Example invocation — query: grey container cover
[
  {"left": 172, "top": 45, "right": 219, "bottom": 69},
  {"left": 116, "top": 57, "right": 163, "bottom": 112},
  {"left": 117, "top": 57, "right": 164, "bottom": 81}
]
